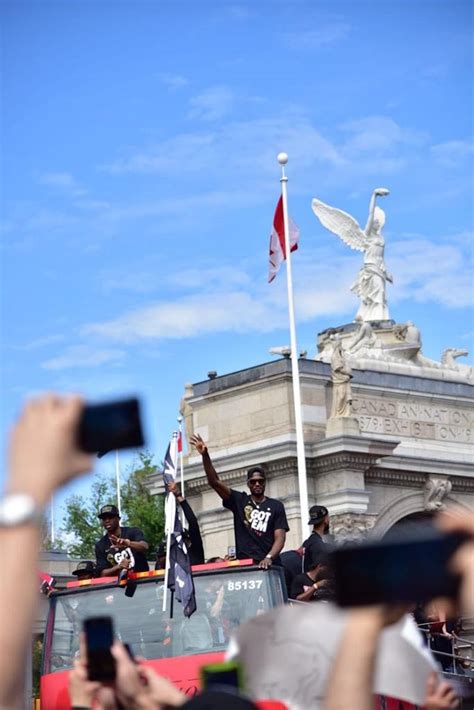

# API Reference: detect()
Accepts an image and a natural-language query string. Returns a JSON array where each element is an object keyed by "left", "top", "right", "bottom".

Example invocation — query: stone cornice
[
  {"left": 190, "top": 357, "right": 474, "bottom": 399},
  {"left": 310, "top": 452, "right": 380, "bottom": 475},
  {"left": 365, "top": 468, "right": 426, "bottom": 487},
  {"left": 365, "top": 468, "right": 474, "bottom": 492},
  {"left": 375, "top": 454, "right": 474, "bottom": 478},
  {"left": 310, "top": 434, "right": 399, "bottom": 460},
  {"left": 451, "top": 477, "right": 474, "bottom": 493}
]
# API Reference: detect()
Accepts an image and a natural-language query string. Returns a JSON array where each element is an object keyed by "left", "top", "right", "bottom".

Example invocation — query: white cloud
[
  {"left": 37, "top": 171, "right": 87, "bottom": 196},
  {"left": 96, "top": 187, "right": 265, "bottom": 224},
  {"left": 157, "top": 73, "right": 189, "bottom": 90},
  {"left": 168, "top": 266, "right": 251, "bottom": 290},
  {"left": 20, "top": 334, "right": 66, "bottom": 350},
  {"left": 283, "top": 23, "right": 351, "bottom": 50},
  {"left": 430, "top": 140, "right": 474, "bottom": 168},
  {"left": 79, "top": 229, "right": 472, "bottom": 346},
  {"left": 102, "top": 113, "right": 344, "bottom": 177},
  {"left": 224, "top": 5, "right": 254, "bottom": 20},
  {"left": 74, "top": 199, "right": 111, "bottom": 211},
  {"left": 389, "top": 234, "right": 473, "bottom": 309},
  {"left": 83, "top": 292, "right": 283, "bottom": 342},
  {"left": 101, "top": 111, "right": 436, "bottom": 190},
  {"left": 188, "top": 86, "right": 235, "bottom": 121},
  {"left": 100, "top": 270, "right": 161, "bottom": 294},
  {"left": 41, "top": 345, "right": 126, "bottom": 370}
]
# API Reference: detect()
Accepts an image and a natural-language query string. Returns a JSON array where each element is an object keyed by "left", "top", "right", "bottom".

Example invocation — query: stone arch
[
  {"left": 371, "top": 492, "right": 468, "bottom": 539},
  {"left": 370, "top": 491, "right": 425, "bottom": 538}
]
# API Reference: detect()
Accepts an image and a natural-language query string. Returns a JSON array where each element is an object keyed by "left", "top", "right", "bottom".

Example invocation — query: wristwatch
[
  {"left": 265, "top": 554, "right": 272, "bottom": 560},
  {"left": 0, "top": 493, "right": 43, "bottom": 527}
]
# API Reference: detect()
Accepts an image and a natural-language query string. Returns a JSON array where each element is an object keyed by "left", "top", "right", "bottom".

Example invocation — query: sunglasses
[{"left": 248, "top": 478, "right": 265, "bottom": 485}]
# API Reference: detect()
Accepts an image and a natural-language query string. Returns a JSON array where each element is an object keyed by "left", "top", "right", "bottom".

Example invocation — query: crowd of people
[{"left": 0, "top": 394, "right": 472, "bottom": 710}]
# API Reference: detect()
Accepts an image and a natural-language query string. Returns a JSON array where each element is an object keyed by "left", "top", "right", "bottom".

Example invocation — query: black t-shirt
[
  {"left": 290, "top": 572, "right": 316, "bottom": 599},
  {"left": 223, "top": 489, "right": 289, "bottom": 563},
  {"left": 95, "top": 526, "right": 149, "bottom": 574},
  {"left": 302, "top": 531, "right": 329, "bottom": 572}
]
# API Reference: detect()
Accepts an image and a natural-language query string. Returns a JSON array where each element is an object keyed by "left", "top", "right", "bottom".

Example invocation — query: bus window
[{"left": 44, "top": 567, "right": 286, "bottom": 674}]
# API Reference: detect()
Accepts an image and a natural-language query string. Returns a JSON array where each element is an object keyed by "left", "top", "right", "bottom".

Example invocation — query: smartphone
[
  {"left": 78, "top": 398, "right": 145, "bottom": 455},
  {"left": 332, "top": 525, "right": 466, "bottom": 607},
  {"left": 83, "top": 616, "right": 116, "bottom": 681},
  {"left": 227, "top": 546, "right": 236, "bottom": 559},
  {"left": 123, "top": 643, "right": 135, "bottom": 661},
  {"left": 200, "top": 660, "right": 244, "bottom": 691}
]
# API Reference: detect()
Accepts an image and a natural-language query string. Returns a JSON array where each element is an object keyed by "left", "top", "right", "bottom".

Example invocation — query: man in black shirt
[
  {"left": 95, "top": 504, "right": 150, "bottom": 577},
  {"left": 302, "top": 504, "right": 331, "bottom": 573},
  {"left": 191, "top": 434, "right": 289, "bottom": 569}
]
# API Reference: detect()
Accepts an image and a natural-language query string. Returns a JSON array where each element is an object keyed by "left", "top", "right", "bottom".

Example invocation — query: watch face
[{"left": 0, "top": 493, "right": 38, "bottom": 526}]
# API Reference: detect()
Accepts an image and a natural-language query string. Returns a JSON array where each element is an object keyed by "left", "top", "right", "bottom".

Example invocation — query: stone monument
[{"left": 147, "top": 187, "right": 473, "bottom": 552}]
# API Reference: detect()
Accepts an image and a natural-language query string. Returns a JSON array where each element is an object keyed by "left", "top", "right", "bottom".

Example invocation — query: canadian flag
[{"left": 268, "top": 196, "right": 299, "bottom": 283}]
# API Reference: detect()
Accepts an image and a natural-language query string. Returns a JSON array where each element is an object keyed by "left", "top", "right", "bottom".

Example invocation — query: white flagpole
[
  {"left": 277, "top": 152, "right": 310, "bottom": 538},
  {"left": 162, "top": 432, "right": 178, "bottom": 613},
  {"left": 115, "top": 450, "right": 122, "bottom": 517},
  {"left": 162, "top": 493, "right": 174, "bottom": 612},
  {"left": 177, "top": 416, "right": 185, "bottom": 496},
  {"left": 177, "top": 415, "right": 185, "bottom": 526}
]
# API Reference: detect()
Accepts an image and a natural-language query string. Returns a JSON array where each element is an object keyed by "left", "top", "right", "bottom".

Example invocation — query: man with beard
[
  {"left": 95, "top": 504, "right": 150, "bottom": 577},
  {"left": 302, "top": 505, "right": 331, "bottom": 573},
  {"left": 191, "top": 434, "right": 289, "bottom": 569}
]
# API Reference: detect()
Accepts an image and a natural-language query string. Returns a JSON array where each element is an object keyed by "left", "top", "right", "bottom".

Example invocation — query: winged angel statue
[{"left": 312, "top": 188, "right": 392, "bottom": 322}]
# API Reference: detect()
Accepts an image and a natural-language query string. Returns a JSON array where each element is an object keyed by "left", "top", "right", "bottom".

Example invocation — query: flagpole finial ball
[{"left": 277, "top": 152, "right": 288, "bottom": 165}]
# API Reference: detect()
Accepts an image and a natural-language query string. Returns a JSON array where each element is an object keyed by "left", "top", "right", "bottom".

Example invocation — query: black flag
[{"left": 162, "top": 435, "right": 196, "bottom": 617}]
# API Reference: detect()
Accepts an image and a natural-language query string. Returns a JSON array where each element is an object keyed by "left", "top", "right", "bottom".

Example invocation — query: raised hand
[
  {"left": 190, "top": 433, "right": 207, "bottom": 455},
  {"left": 8, "top": 394, "right": 92, "bottom": 506}
]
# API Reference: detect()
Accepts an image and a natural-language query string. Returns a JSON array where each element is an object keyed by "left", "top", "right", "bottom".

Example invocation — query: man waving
[{"left": 191, "top": 434, "right": 289, "bottom": 569}]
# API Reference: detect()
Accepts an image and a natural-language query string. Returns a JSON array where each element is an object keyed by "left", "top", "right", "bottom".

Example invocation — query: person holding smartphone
[{"left": 95, "top": 504, "right": 149, "bottom": 577}]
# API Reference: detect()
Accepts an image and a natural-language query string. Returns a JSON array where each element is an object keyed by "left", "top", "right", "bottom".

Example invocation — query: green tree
[
  {"left": 121, "top": 453, "right": 165, "bottom": 552},
  {"left": 61, "top": 453, "right": 164, "bottom": 560},
  {"left": 62, "top": 475, "right": 113, "bottom": 558}
]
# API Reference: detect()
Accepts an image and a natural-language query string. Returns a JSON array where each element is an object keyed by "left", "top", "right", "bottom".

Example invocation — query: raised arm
[
  {"left": 190, "top": 434, "right": 231, "bottom": 501},
  {"left": 364, "top": 187, "right": 389, "bottom": 235},
  {"left": 364, "top": 191, "right": 377, "bottom": 236},
  {"left": 324, "top": 606, "right": 408, "bottom": 710},
  {"left": 168, "top": 482, "right": 205, "bottom": 563},
  {"left": 1, "top": 395, "right": 92, "bottom": 709}
]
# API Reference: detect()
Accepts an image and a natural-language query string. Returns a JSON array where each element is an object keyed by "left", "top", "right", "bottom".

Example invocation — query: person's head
[
  {"left": 246, "top": 466, "right": 266, "bottom": 499},
  {"left": 308, "top": 505, "right": 330, "bottom": 534},
  {"left": 207, "top": 556, "right": 225, "bottom": 563},
  {"left": 98, "top": 504, "right": 121, "bottom": 534},
  {"left": 307, "top": 550, "right": 331, "bottom": 577},
  {"left": 314, "top": 563, "right": 334, "bottom": 583},
  {"left": 72, "top": 560, "right": 96, "bottom": 581}
]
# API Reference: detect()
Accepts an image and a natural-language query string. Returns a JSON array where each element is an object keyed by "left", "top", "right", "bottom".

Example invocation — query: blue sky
[{"left": 1, "top": 0, "right": 473, "bottom": 527}]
